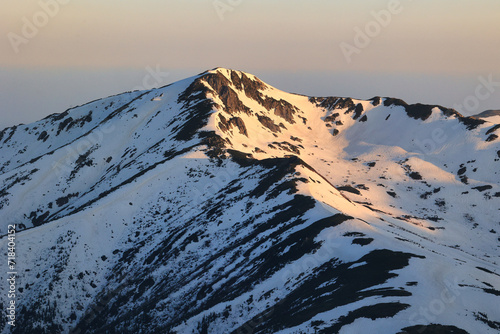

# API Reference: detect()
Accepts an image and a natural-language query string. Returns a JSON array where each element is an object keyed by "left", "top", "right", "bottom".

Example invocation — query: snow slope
[
  {"left": 474, "top": 110, "right": 500, "bottom": 125},
  {"left": 0, "top": 68, "right": 499, "bottom": 334}
]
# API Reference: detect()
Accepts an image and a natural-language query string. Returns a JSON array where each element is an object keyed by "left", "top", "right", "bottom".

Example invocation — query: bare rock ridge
[{"left": 0, "top": 67, "right": 498, "bottom": 334}]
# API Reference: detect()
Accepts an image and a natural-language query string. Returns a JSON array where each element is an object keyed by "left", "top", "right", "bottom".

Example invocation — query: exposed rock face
[
  {"left": 257, "top": 115, "right": 282, "bottom": 133},
  {"left": 218, "top": 114, "right": 248, "bottom": 137}
]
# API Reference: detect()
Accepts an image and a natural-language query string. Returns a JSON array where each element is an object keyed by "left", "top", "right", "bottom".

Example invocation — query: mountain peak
[{"left": 1, "top": 70, "right": 499, "bottom": 333}]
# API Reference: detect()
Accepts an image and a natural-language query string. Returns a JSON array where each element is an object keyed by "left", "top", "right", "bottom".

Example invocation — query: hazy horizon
[{"left": 1, "top": 0, "right": 499, "bottom": 129}]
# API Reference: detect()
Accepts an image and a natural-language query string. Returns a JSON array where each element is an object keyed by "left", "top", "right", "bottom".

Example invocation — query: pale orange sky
[{"left": 2, "top": 0, "right": 499, "bottom": 74}]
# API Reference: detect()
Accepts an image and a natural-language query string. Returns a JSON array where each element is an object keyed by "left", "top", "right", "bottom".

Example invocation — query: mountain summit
[{"left": 0, "top": 68, "right": 499, "bottom": 333}]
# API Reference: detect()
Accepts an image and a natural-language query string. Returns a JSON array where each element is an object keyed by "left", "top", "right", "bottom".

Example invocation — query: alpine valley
[{"left": 0, "top": 68, "right": 499, "bottom": 334}]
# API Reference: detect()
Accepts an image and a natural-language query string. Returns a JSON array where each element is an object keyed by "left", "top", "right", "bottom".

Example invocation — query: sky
[{"left": 1, "top": 0, "right": 500, "bottom": 129}]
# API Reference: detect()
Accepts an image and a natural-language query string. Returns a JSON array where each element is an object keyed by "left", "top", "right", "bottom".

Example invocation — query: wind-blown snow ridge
[{"left": 0, "top": 68, "right": 499, "bottom": 334}]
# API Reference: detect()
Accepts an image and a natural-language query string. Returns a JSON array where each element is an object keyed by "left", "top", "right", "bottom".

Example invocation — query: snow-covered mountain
[
  {"left": 0, "top": 68, "right": 499, "bottom": 334},
  {"left": 475, "top": 110, "right": 500, "bottom": 125}
]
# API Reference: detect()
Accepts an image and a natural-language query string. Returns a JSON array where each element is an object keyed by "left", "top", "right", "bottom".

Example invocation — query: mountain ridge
[
  {"left": 0, "top": 68, "right": 499, "bottom": 333},
  {"left": 475, "top": 109, "right": 500, "bottom": 118},
  {"left": 474, "top": 110, "right": 500, "bottom": 125}
]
